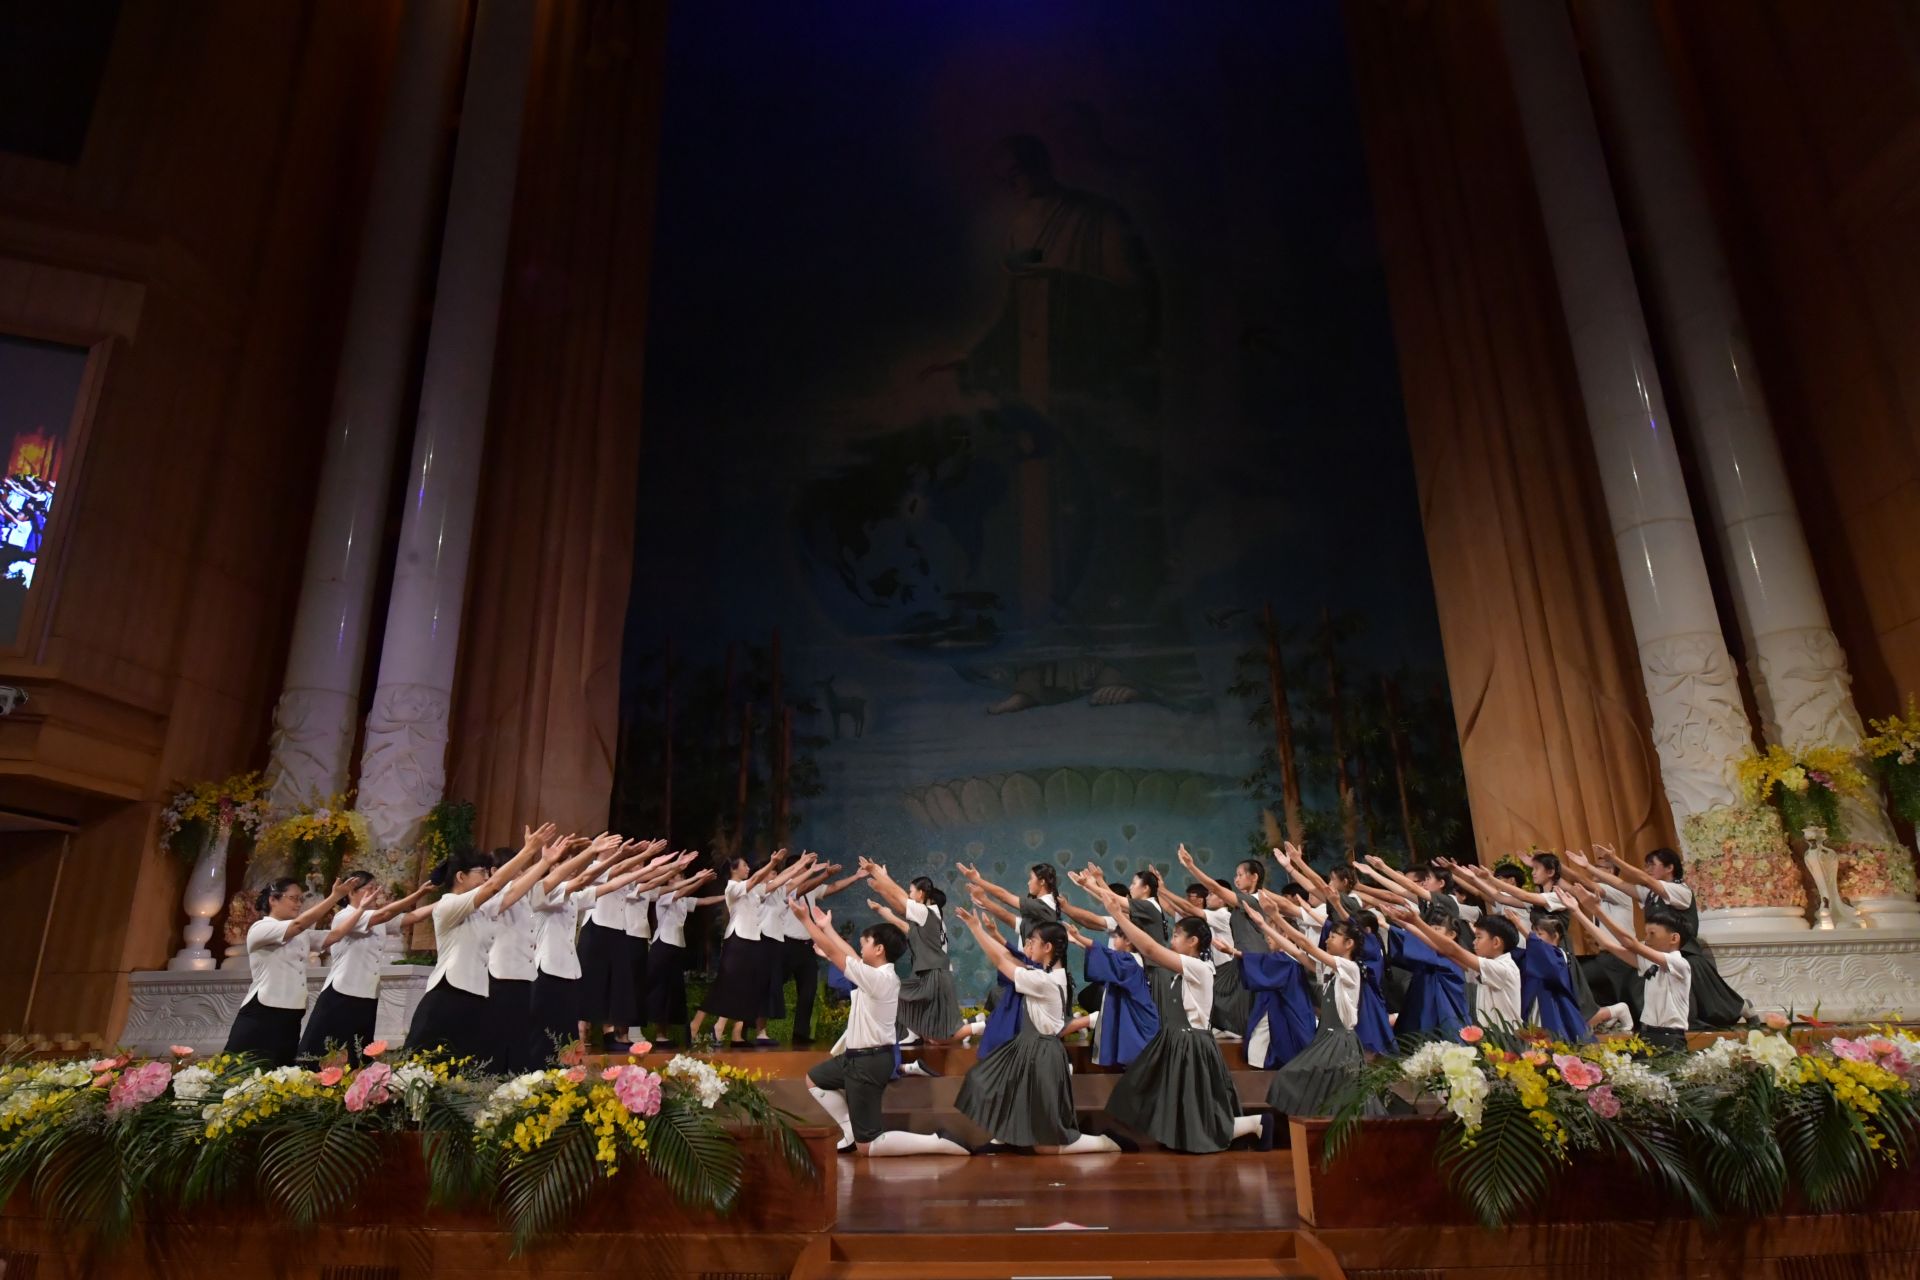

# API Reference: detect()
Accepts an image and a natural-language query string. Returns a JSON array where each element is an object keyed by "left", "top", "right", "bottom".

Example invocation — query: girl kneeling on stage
[
  {"left": 952, "top": 905, "right": 1123, "bottom": 1155},
  {"left": 789, "top": 899, "right": 969, "bottom": 1158}
]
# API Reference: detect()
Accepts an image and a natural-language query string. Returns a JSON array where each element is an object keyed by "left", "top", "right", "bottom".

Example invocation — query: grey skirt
[
  {"left": 956, "top": 1028, "right": 1080, "bottom": 1147},
  {"left": 1266, "top": 1023, "right": 1363, "bottom": 1117},
  {"left": 898, "top": 967, "right": 963, "bottom": 1041},
  {"left": 1106, "top": 1025, "right": 1240, "bottom": 1153},
  {"left": 1211, "top": 957, "right": 1251, "bottom": 1035}
]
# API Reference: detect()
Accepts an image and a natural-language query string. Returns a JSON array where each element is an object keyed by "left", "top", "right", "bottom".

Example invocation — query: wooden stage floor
[{"left": 829, "top": 1150, "right": 1300, "bottom": 1235}]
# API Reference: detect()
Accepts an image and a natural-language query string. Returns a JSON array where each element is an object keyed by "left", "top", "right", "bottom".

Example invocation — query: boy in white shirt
[
  {"left": 1393, "top": 905, "right": 1523, "bottom": 1030},
  {"left": 790, "top": 900, "right": 969, "bottom": 1159},
  {"left": 1565, "top": 884, "right": 1692, "bottom": 1052}
]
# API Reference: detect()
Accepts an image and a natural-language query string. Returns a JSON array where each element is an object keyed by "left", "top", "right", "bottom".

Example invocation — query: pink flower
[
  {"left": 1585, "top": 1085, "right": 1620, "bottom": 1119},
  {"left": 106, "top": 1061, "right": 172, "bottom": 1117},
  {"left": 1762, "top": 1011, "right": 1789, "bottom": 1031},
  {"left": 90, "top": 1072, "right": 114, "bottom": 1089},
  {"left": 85, "top": 1055, "right": 128, "bottom": 1074},
  {"left": 344, "top": 1063, "right": 392, "bottom": 1113},
  {"left": 1553, "top": 1053, "right": 1604, "bottom": 1091},
  {"left": 1830, "top": 1038, "right": 1874, "bottom": 1063},
  {"left": 168, "top": 1045, "right": 194, "bottom": 1059},
  {"left": 564, "top": 1066, "right": 587, "bottom": 1084},
  {"left": 317, "top": 1066, "right": 345, "bottom": 1086},
  {"left": 1458, "top": 1025, "right": 1484, "bottom": 1044},
  {"left": 614, "top": 1067, "right": 662, "bottom": 1117},
  {"left": 1522, "top": 1050, "right": 1548, "bottom": 1067},
  {"left": 627, "top": 1041, "right": 652, "bottom": 1057},
  {"left": 363, "top": 1040, "right": 388, "bottom": 1058},
  {"left": 601, "top": 1065, "right": 626, "bottom": 1081},
  {"left": 1867, "top": 1038, "right": 1898, "bottom": 1058}
]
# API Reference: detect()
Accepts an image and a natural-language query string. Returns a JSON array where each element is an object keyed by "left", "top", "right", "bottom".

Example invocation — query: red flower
[{"left": 1459, "top": 1025, "right": 1484, "bottom": 1044}]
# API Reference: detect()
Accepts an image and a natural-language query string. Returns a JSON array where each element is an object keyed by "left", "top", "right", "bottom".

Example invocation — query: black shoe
[
  {"left": 970, "top": 1140, "right": 1033, "bottom": 1156},
  {"left": 935, "top": 1127, "right": 970, "bottom": 1153},
  {"left": 836, "top": 1139, "right": 857, "bottom": 1155},
  {"left": 1105, "top": 1130, "right": 1140, "bottom": 1153}
]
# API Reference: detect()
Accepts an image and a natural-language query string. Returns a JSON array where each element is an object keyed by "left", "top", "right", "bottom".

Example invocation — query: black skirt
[
  {"left": 955, "top": 1025, "right": 1080, "bottom": 1147},
  {"left": 577, "top": 920, "right": 636, "bottom": 1027},
  {"left": 531, "top": 970, "right": 583, "bottom": 1064},
  {"left": 646, "top": 939, "right": 689, "bottom": 1025},
  {"left": 489, "top": 976, "right": 537, "bottom": 1074},
  {"left": 624, "top": 932, "right": 651, "bottom": 1028},
  {"left": 701, "top": 935, "right": 774, "bottom": 1022},
  {"left": 1107, "top": 1025, "right": 1241, "bottom": 1153},
  {"left": 407, "top": 980, "right": 494, "bottom": 1069},
  {"left": 297, "top": 986, "right": 377, "bottom": 1062},
  {"left": 225, "top": 997, "right": 303, "bottom": 1068}
]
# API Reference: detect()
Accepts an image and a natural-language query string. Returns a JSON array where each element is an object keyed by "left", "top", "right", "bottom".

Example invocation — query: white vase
[{"left": 167, "top": 824, "right": 233, "bottom": 971}]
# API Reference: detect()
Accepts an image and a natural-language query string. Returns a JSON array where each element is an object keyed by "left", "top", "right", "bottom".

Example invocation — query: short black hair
[
  {"left": 1185, "top": 882, "right": 1207, "bottom": 899},
  {"left": 1531, "top": 852, "right": 1562, "bottom": 882},
  {"left": 1134, "top": 868, "right": 1160, "bottom": 897},
  {"left": 1646, "top": 847, "right": 1685, "bottom": 882},
  {"left": 1328, "top": 919, "right": 1369, "bottom": 951},
  {"left": 1173, "top": 916, "right": 1210, "bottom": 957},
  {"left": 862, "top": 922, "right": 908, "bottom": 962},
  {"left": 1236, "top": 859, "right": 1268, "bottom": 889},
  {"left": 430, "top": 848, "right": 493, "bottom": 889},
  {"left": 1529, "top": 910, "right": 1566, "bottom": 944},
  {"left": 1329, "top": 863, "right": 1359, "bottom": 888},
  {"left": 255, "top": 876, "right": 303, "bottom": 914},
  {"left": 1279, "top": 882, "right": 1311, "bottom": 901},
  {"left": 1643, "top": 902, "right": 1694, "bottom": 945},
  {"left": 1475, "top": 915, "right": 1519, "bottom": 953}
]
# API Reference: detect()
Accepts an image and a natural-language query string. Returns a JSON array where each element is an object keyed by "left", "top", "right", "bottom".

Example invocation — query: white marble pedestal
[
  {"left": 121, "top": 965, "right": 430, "bottom": 1056},
  {"left": 1712, "top": 929, "right": 1920, "bottom": 1022}
]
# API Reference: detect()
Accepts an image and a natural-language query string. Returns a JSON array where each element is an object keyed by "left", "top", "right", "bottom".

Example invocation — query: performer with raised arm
[
  {"left": 1563, "top": 882, "right": 1693, "bottom": 1052},
  {"left": 1176, "top": 844, "right": 1270, "bottom": 1037},
  {"left": 956, "top": 860, "right": 1063, "bottom": 938},
  {"left": 1060, "top": 917, "right": 1159, "bottom": 1069},
  {"left": 1566, "top": 845, "right": 1746, "bottom": 1028},
  {"left": 225, "top": 876, "right": 352, "bottom": 1066},
  {"left": 1262, "top": 910, "right": 1373, "bottom": 1117},
  {"left": 298, "top": 872, "right": 433, "bottom": 1063},
  {"left": 863, "top": 857, "right": 963, "bottom": 1052}
]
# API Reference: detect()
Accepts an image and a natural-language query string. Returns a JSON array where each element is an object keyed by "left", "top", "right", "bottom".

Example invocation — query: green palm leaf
[
  {"left": 1435, "top": 1094, "right": 1557, "bottom": 1227},
  {"left": 1778, "top": 1084, "right": 1877, "bottom": 1211},
  {"left": 38, "top": 1123, "right": 133, "bottom": 1238},
  {"left": 644, "top": 1098, "right": 744, "bottom": 1216},
  {"left": 256, "top": 1108, "right": 382, "bottom": 1228},
  {"left": 1593, "top": 1116, "right": 1712, "bottom": 1222},
  {"left": 421, "top": 1097, "right": 490, "bottom": 1208},
  {"left": 495, "top": 1121, "right": 599, "bottom": 1254}
]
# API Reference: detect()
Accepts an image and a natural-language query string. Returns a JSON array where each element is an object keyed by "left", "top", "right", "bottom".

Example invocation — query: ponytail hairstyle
[
  {"left": 255, "top": 876, "right": 302, "bottom": 914},
  {"left": 1134, "top": 868, "right": 1161, "bottom": 898},
  {"left": 910, "top": 875, "right": 947, "bottom": 910},
  {"left": 1173, "top": 915, "right": 1211, "bottom": 960},
  {"left": 1351, "top": 908, "right": 1380, "bottom": 936},
  {"left": 1529, "top": 909, "right": 1567, "bottom": 945},
  {"left": 489, "top": 844, "right": 515, "bottom": 870},
  {"left": 430, "top": 848, "right": 493, "bottom": 891},
  {"left": 1531, "top": 851, "right": 1563, "bottom": 886},
  {"left": 1029, "top": 921, "right": 1074, "bottom": 1020},
  {"left": 1329, "top": 863, "right": 1359, "bottom": 893},
  {"left": 1236, "top": 858, "right": 1268, "bottom": 890},
  {"left": 1328, "top": 918, "right": 1369, "bottom": 953},
  {"left": 726, "top": 854, "right": 750, "bottom": 878},
  {"left": 1029, "top": 862, "right": 1058, "bottom": 898}
]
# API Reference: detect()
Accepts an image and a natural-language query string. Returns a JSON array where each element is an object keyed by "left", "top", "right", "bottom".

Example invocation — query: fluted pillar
[
  {"left": 1497, "top": 0, "right": 1805, "bottom": 934},
  {"left": 357, "top": 0, "right": 535, "bottom": 852},
  {"left": 1580, "top": 0, "right": 1915, "bottom": 927},
  {"left": 263, "top": 0, "right": 465, "bottom": 816}
]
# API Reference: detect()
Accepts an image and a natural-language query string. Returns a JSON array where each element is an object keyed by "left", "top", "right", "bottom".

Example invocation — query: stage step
[{"left": 791, "top": 1229, "right": 1342, "bottom": 1279}]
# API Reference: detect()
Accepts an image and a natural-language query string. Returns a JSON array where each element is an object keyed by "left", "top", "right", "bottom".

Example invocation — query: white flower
[
  {"left": 391, "top": 1062, "right": 436, "bottom": 1120},
  {"left": 1598, "top": 1051, "right": 1676, "bottom": 1105},
  {"left": 1399, "top": 1043, "right": 1487, "bottom": 1130},
  {"left": 1744, "top": 1030, "right": 1799, "bottom": 1085},
  {"left": 475, "top": 1069, "right": 560, "bottom": 1133},
  {"left": 171, "top": 1065, "right": 215, "bottom": 1101},
  {"left": 663, "top": 1055, "right": 729, "bottom": 1108}
]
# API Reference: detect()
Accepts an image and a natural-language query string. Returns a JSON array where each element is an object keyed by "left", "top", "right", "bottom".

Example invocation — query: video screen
[{"left": 0, "top": 335, "right": 88, "bottom": 648}]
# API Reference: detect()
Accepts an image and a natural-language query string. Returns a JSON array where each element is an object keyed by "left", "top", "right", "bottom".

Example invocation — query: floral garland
[
  {"left": 159, "top": 772, "right": 271, "bottom": 860},
  {"left": 0, "top": 1045, "right": 811, "bottom": 1252},
  {"left": 1678, "top": 802, "right": 1806, "bottom": 910},
  {"left": 1864, "top": 698, "right": 1920, "bottom": 827},
  {"left": 1737, "top": 743, "right": 1870, "bottom": 841},
  {"left": 1329, "top": 1024, "right": 1920, "bottom": 1227}
]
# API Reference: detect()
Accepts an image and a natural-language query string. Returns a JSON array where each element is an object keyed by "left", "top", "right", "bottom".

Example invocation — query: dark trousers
[{"left": 770, "top": 937, "right": 819, "bottom": 1042}]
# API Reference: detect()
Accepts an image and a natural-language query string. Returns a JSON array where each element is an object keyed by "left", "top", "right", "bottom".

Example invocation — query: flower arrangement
[
  {"left": 159, "top": 771, "right": 271, "bottom": 860},
  {"left": 1864, "top": 698, "right": 1920, "bottom": 827},
  {"left": 252, "top": 791, "right": 373, "bottom": 889},
  {"left": 1679, "top": 802, "right": 1806, "bottom": 910},
  {"left": 418, "top": 798, "right": 477, "bottom": 866},
  {"left": 1836, "top": 839, "right": 1920, "bottom": 903},
  {"left": 0, "top": 1046, "right": 810, "bottom": 1255},
  {"left": 1328, "top": 1025, "right": 1920, "bottom": 1227},
  {"left": 1737, "top": 743, "right": 1871, "bottom": 841}
]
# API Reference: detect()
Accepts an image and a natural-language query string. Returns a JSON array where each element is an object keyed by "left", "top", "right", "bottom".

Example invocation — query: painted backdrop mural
[{"left": 618, "top": 0, "right": 1470, "bottom": 994}]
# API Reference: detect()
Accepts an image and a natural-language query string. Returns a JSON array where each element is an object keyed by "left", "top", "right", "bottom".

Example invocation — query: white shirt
[
  {"left": 623, "top": 887, "right": 656, "bottom": 939},
  {"left": 1596, "top": 884, "right": 1636, "bottom": 936},
  {"left": 588, "top": 869, "right": 628, "bottom": 929},
  {"left": 759, "top": 888, "right": 797, "bottom": 940},
  {"left": 320, "top": 908, "right": 389, "bottom": 1000},
  {"left": 1634, "top": 881, "right": 1694, "bottom": 910},
  {"left": 1469, "top": 950, "right": 1523, "bottom": 1027},
  {"left": 1012, "top": 965, "right": 1071, "bottom": 1037},
  {"left": 532, "top": 882, "right": 599, "bottom": 979},
  {"left": 840, "top": 955, "right": 901, "bottom": 1051},
  {"left": 243, "top": 918, "right": 316, "bottom": 1010},
  {"left": 485, "top": 895, "right": 540, "bottom": 982},
  {"left": 1322, "top": 956, "right": 1361, "bottom": 1031},
  {"left": 723, "top": 879, "right": 761, "bottom": 940},
  {"left": 425, "top": 888, "right": 493, "bottom": 996},
  {"left": 1640, "top": 949, "right": 1693, "bottom": 1030},
  {"left": 1204, "top": 906, "right": 1233, "bottom": 952},
  {"left": 653, "top": 891, "right": 695, "bottom": 948},
  {"left": 1177, "top": 955, "right": 1214, "bottom": 1031}
]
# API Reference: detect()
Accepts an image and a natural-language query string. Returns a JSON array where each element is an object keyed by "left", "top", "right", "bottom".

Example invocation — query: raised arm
[
  {"left": 1268, "top": 911, "right": 1342, "bottom": 970},
  {"left": 368, "top": 880, "right": 434, "bottom": 927},
  {"left": 1567, "top": 884, "right": 1670, "bottom": 968},
  {"left": 542, "top": 832, "right": 613, "bottom": 893},
  {"left": 1561, "top": 889, "right": 1636, "bottom": 967},
  {"left": 790, "top": 899, "right": 856, "bottom": 969},
  {"left": 867, "top": 899, "right": 907, "bottom": 931},
  {"left": 1388, "top": 902, "right": 1481, "bottom": 973},
  {"left": 320, "top": 882, "right": 379, "bottom": 948},
  {"left": 860, "top": 857, "right": 910, "bottom": 912},
  {"left": 283, "top": 878, "right": 352, "bottom": 940},
  {"left": 1361, "top": 854, "right": 1428, "bottom": 902},
  {"left": 956, "top": 861, "right": 1021, "bottom": 908},
  {"left": 472, "top": 823, "right": 557, "bottom": 909},
  {"left": 967, "top": 883, "right": 1020, "bottom": 931},
  {"left": 814, "top": 863, "right": 871, "bottom": 900},
  {"left": 497, "top": 834, "right": 572, "bottom": 913},
  {"left": 953, "top": 906, "right": 1026, "bottom": 982},
  {"left": 1083, "top": 881, "right": 1183, "bottom": 973},
  {"left": 1176, "top": 844, "right": 1236, "bottom": 906}
]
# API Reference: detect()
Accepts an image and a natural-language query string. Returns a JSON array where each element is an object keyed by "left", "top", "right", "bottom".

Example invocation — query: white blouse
[
  {"left": 622, "top": 887, "right": 655, "bottom": 939},
  {"left": 319, "top": 909, "right": 389, "bottom": 1000},
  {"left": 485, "top": 894, "right": 540, "bottom": 982},
  {"left": 1177, "top": 955, "right": 1215, "bottom": 1031},
  {"left": 243, "top": 918, "right": 315, "bottom": 1011},
  {"left": 531, "top": 882, "right": 598, "bottom": 979},
  {"left": 1321, "top": 955, "right": 1361, "bottom": 1032},
  {"left": 587, "top": 869, "right": 628, "bottom": 929},
  {"left": 1011, "top": 965, "right": 1071, "bottom": 1037},
  {"left": 840, "top": 956, "right": 901, "bottom": 1051},
  {"left": 1469, "top": 950, "right": 1523, "bottom": 1027},
  {"left": 653, "top": 891, "right": 696, "bottom": 948},
  {"left": 730, "top": 884, "right": 766, "bottom": 942},
  {"left": 425, "top": 888, "right": 493, "bottom": 997}
]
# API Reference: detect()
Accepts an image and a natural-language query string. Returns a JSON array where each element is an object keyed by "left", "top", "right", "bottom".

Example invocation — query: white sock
[
  {"left": 1246, "top": 1018, "right": 1270, "bottom": 1070},
  {"left": 900, "top": 1060, "right": 931, "bottom": 1076},
  {"left": 899, "top": 1030, "right": 921, "bottom": 1045},
  {"left": 1232, "top": 1114, "right": 1264, "bottom": 1140},
  {"left": 866, "top": 1130, "right": 970, "bottom": 1158},
  {"left": 1053, "top": 1133, "right": 1121, "bottom": 1155},
  {"left": 808, "top": 1086, "right": 855, "bottom": 1147}
]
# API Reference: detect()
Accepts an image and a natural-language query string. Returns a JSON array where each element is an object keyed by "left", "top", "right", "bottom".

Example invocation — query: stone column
[
  {"left": 1496, "top": 0, "right": 1805, "bottom": 935},
  {"left": 357, "top": 0, "right": 535, "bottom": 852},
  {"left": 1580, "top": 0, "right": 1915, "bottom": 928},
  {"left": 263, "top": 0, "right": 466, "bottom": 816}
]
